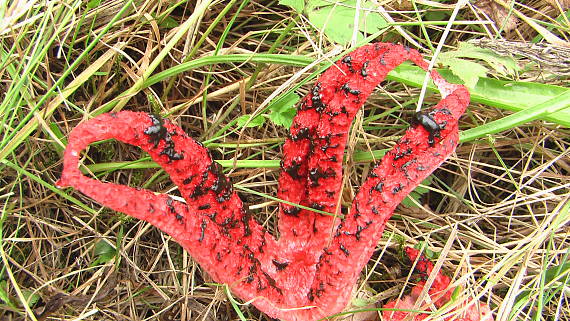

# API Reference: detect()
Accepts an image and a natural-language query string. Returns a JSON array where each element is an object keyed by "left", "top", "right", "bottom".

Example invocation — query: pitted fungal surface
[{"left": 58, "top": 43, "right": 488, "bottom": 321}]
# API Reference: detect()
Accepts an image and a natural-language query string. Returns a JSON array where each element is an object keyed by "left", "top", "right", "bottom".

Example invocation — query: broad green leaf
[
  {"left": 355, "top": 1, "right": 388, "bottom": 34},
  {"left": 0, "top": 280, "right": 14, "bottom": 308},
  {"left": 437, "top": 42, "right": 520, "bottom": 89},
  {"left": 445, "top": 57, "right": 488, "bottom": 88},
  {"left": 351, "top": 297, "right": 371, "bottom": 307},
  {"left": 279, "top": 0, "right": 305, "bottom": 12},
  {"left": 237, "top": 115, "right": 266, "bottom": 128},
  {"left": 308, "top": 0, "right": 341, "bottom": 8},
  {"left": 439, "top": 42, "right": 519, "bottom": 75},
  {"left": 159, "top": 16, "right": 179, "bottom": 29},
  {"left": 93, "top": 240, "right": 115, "bottom": 257},
  {"left": 402, "top": 177, "right": 432, "bottom": 208},
  {"left": 414, "top": 242, "right": 438, "bottom": 260},
  {"left": 87, "top": 0, "right": 102, "bottom": 9},
  {"left": 21, "top": 289, "right": 40, "bottom": 307},
  {"left": 308, "top": 2, "right": 360, "bottom": 44},
  {"left": 307, "top": 0, "right": 386, "bottom": 45},
  {"left": 269, "top": 108, "right": 297, "bottom": 128},
  {"left": 268, "top": 92, "right": 300, "bottom": 128},
  {"left": 425, "top": 10, "right": 449, "bottom": 21},
  {"left": 401, "top": 195, "right": 416, "bottom": 208},
  {"left": 92, "top": 240, "right": 117, "bottom": 265}
]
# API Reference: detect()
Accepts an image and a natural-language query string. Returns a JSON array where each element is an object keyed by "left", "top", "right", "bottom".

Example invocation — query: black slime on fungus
[{"left": 413, "top": 111, "right": 441, "bottom": 146}]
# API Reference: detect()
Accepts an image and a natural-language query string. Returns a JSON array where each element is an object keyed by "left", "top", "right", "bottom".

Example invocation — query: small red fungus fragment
[
  {"left": 58, "top": 43, "right": 488, "bottom": 321},
  {"left": 382, "top": 248, "right": 493, "bottom": 321}
]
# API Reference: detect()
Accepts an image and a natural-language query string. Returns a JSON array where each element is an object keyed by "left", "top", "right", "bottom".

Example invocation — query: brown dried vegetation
[{"left": 1, "top": 1, "right": 569, "bottom": 321}]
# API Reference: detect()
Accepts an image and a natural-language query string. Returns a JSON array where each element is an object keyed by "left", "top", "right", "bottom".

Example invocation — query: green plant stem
[
  {"left": 83, "top": 148, "right": 390, "bottom": 173},
  {"left": 389, "top": 65, "right": 570, "bottom": 127},
  {"left": 234, "top": 185, "right": 338, "bottom": 218},
  {"left": 460, "top": 90, "right": 570, "bottom": 142}
]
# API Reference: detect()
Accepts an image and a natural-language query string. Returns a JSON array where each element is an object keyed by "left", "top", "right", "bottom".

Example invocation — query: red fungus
[
  {"left": 58, "top": 43, "right": 489, "bottom": 321},
  {"left": 382, "top": 248, "right": 493, "bottom": 321}
]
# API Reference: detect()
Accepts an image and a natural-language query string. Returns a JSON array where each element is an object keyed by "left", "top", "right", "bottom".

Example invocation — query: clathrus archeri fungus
[
  {"left": 383, "top": 248, "right": 493, "bottom": 321},
  {"left": 58, "top": 43, "right": 492, "bottom": 321}
]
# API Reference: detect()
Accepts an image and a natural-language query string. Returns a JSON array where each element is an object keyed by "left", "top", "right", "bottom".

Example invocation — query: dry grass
[{"left": 1, "top": 0, "right": 569, "bottom": 320}]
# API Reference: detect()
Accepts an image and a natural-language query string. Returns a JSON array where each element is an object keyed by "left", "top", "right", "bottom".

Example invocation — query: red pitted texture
[
  {"left": 58, "top": 43, "right": 485, "bottom": 321},
  {"left": 382, "top": 248, "right": 493, "bottom": 321},
  {"left": 278, "top": 44, "right": 428, "bottom": 256}
]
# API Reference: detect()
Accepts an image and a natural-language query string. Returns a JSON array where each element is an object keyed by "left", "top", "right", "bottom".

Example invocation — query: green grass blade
[
  {"left": 389, "top": 64, "right": 570, "bottom": 127},
  {"left": 1, "top": 159, "right": 96, "bottom": 215},
  {"left": 109, "top": 0, "right": 214, "bottom": 112},
  {"left": 460, "top": 90, "right": 570, "bottom": 142},
  {"left": 0, "top": 1, "right": 132, "bottom": 161}
]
